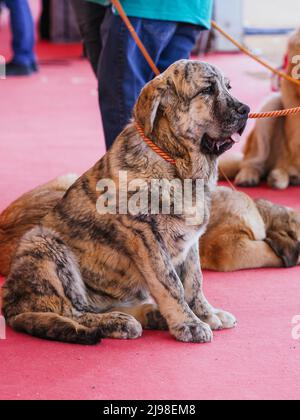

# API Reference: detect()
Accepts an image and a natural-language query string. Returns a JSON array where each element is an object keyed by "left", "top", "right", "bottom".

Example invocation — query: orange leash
[
  {"left": 211, "top": 21, "right": 300, "bottom": 120},
  {"left": 111, "top": 0, "right": 160, "bottom": 77},
  {"left": 249, "top": 106, "right": 300, "bottom": 119},
  {"left": 135, "top": 122, "right": 176, "bottom": 165},
  {"left": 211, "top": 21, "right": 300, "bottom": 88}
]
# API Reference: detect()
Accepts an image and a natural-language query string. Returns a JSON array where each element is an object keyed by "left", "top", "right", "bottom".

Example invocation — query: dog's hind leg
[
  {"left": 9, "top": 312, "right": 103, "bottom": 345},
  {"left": 0, "top": 173, "right": 78, "bottom": 277},
  {"left": 2, "top": 226, "right": 142, "bottom": 343},
  {"left": 2, "top": 226, "right": 104, "bottom": 344}
]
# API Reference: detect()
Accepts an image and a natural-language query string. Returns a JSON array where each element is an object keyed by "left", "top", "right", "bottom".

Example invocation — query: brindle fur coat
[{"left": 1, "top": 61, "right": 249, "bottom": 344}]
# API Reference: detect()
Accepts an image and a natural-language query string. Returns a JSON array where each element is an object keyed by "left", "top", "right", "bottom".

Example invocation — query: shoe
[
  {"left": 5, "top": 61, "right": 34, "bottom": 77},
  {"left": 31, "top": 61, "right": 39, "bottom": 73}
]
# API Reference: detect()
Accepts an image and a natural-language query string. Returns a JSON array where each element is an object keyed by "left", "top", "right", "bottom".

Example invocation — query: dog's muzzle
[{"left": 201, "top": 105, "right": 250, "bottom": 156}]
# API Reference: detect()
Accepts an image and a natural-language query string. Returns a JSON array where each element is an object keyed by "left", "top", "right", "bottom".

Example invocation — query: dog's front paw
[
  {"left": 267, "top": 169, "right": 289, "bottom": 190},
  {"left": 203, "top": 309, "right": 237, "bottom": 331},
  {"left": 235, "top": 167, "right": 260, "bottom": 187},
  {"left": 170, "top": 320, "right": 213, "bottom": 343}
]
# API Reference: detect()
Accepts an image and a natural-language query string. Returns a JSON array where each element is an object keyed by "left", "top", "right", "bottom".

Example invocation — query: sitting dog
[
  {"left": 200, "top": 187, "right": 300, "bottom": 271},
  {"left": 0, "top": 60, "right": 249, "bottom": 345},
  {"left": 220, "top": 28, "right": 300, "bottom": 189}
]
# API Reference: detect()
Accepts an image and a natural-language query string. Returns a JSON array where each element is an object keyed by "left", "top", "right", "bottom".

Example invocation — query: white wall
[{"left": 244, "top": 0, "right": 300, "bottom": 28}]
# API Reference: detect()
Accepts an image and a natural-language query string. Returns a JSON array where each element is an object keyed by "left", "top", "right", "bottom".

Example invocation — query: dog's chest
[
  {"left": 157, "top": 214, "right": 209, "bottom": 266},
  {"left": 155, "top": 184, "right": 212, "bottom": 263}
]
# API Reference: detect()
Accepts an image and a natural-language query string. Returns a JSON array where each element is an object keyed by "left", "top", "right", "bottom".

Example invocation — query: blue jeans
[
  {"left": 4, "top": 0, "right": 36, "bottom": 66},
  {"left": 98, "top": 13, "right": 201, "bottom": 149}
]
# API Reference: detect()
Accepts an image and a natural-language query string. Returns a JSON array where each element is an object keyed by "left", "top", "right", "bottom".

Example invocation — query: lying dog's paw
[
  {"left": 170, "top": 320, "right": 213, "bottom": 343},
  {"left": 267, "top": 169, "right": 289, "bottom": 190},
  {"left": 202, "top": 309, "right": 237, "bottom": 331},
  {"left": 235, "top": 167, "right": 260, "bottom": 187}
]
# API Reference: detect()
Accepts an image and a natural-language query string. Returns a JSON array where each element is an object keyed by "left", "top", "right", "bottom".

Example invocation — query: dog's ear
[
  {"left": 265, "top": 230, "right": 300, "bottom": 268},
  {"left": 134, "top": 76, "right": 167, "bottom": 135}
]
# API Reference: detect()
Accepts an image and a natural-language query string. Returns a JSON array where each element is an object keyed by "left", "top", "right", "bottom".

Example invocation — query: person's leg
[
  {"left": 70, "top": 0, "right": 107, "bottom": 76},
  {"left": 158, "top": 23, "right": 202, "bottom": 72},
  {"left": 4, "top": 0, "right": 37, "bottom": 74},
  {"left": 39, "top": 0, "right": 51, "bottom": 40},
  {"left": 98, "top": 14, "right": 177, "bottom": 149}
]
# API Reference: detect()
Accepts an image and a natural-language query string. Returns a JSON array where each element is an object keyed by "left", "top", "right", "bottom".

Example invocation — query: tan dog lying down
[
  {"left": 201, "top": 186, "right": 300, "bottom": 271},
  {"left": 219, "top": 28, "right": 300, "bottom": 189},
  {"left": 1, "top": 177, "right": 299, "bottom": 279}
]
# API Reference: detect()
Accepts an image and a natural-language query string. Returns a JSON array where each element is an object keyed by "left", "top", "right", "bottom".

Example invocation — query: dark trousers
[
  {"left": 4, "top": 0, "right": 36, "bottom": 66},
  {"left": 71, "top": 0, "right": 107, "bottom": 76},
  {"left": 72, "top": 1, "right": 201, "bottom": 150}
]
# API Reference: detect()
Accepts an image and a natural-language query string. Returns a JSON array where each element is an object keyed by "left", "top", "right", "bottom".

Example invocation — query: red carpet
[{"left": 1, "top": 35, "right": 300, "bottom": 400}]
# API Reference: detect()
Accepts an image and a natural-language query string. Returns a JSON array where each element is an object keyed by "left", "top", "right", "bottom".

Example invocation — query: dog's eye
[
  {"left": 226, "top": 83, "right": 232, "bottom": 90},
  {"left": 198, "top": 85, "right": 215, "bottom": 96}
]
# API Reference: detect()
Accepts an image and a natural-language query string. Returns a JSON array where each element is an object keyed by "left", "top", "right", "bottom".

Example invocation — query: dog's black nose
[{"left": 237, "top": 104, "right": 250, "bottom": 116}]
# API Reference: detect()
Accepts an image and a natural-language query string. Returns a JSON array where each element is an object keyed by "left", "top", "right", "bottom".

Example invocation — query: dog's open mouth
[{"left": 201, "top": 127, "right": 246, "bottom": 156}]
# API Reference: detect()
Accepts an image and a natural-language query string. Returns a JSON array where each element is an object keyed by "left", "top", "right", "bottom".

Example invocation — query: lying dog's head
[
  {"left": 134, "top": 60, "right": 249, "bottom": 156},
  {"left": 256, "top": 199, "right": 300, "bottom": 267}
]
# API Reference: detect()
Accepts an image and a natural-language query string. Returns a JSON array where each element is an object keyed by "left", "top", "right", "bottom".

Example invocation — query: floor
[{"left": 1, "top": 29, "right": 300, "bottom": 400}]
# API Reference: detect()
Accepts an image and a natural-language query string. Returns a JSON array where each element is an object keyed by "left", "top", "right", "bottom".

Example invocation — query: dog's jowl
[{"left": 1, "top": 60, "right": 249, "bottom": 344}]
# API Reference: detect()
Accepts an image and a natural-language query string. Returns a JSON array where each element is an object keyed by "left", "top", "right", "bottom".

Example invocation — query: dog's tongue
[{"left": 231, "top": 133, "right": 241, "bottom": 143}]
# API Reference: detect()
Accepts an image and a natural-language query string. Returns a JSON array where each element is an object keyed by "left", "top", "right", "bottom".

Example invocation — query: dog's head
[
  {"left": 257, "top": 199, "right": 300, "bottom": 268},
  {"left": 287, "top": 28, "right": 300, "bottom": 93},
  {"left": 288, "top": 27, "right": 300, "bottom": 60},
  {"left": 134, "top": 60, "right": 249, "bottom": 156}
]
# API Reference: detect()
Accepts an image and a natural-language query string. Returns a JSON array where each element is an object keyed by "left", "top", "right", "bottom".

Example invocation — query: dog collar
[{"left": 135, "top": 122, "right": 176, "bottom": 166}]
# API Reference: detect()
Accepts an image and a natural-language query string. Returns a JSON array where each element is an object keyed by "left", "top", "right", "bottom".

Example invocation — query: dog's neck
[
  {"left": 104, "top": 120, "right": 218, "bottom": 191},
  {"left": 151, "top": 117, "right": 218, "bottom": 182}
]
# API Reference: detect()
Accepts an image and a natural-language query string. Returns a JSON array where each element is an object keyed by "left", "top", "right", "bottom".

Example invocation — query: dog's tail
[
  {"left": 0, "top": 174, "right": 78, "bottom": 277},
  {"left": 218, "top": 152, "right": 244, "bottom": 181}
]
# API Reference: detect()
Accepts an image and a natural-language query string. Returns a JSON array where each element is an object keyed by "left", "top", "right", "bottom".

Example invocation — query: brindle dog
[{"left": 1, "top": 60, "right": 249, "bottom": 344}]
